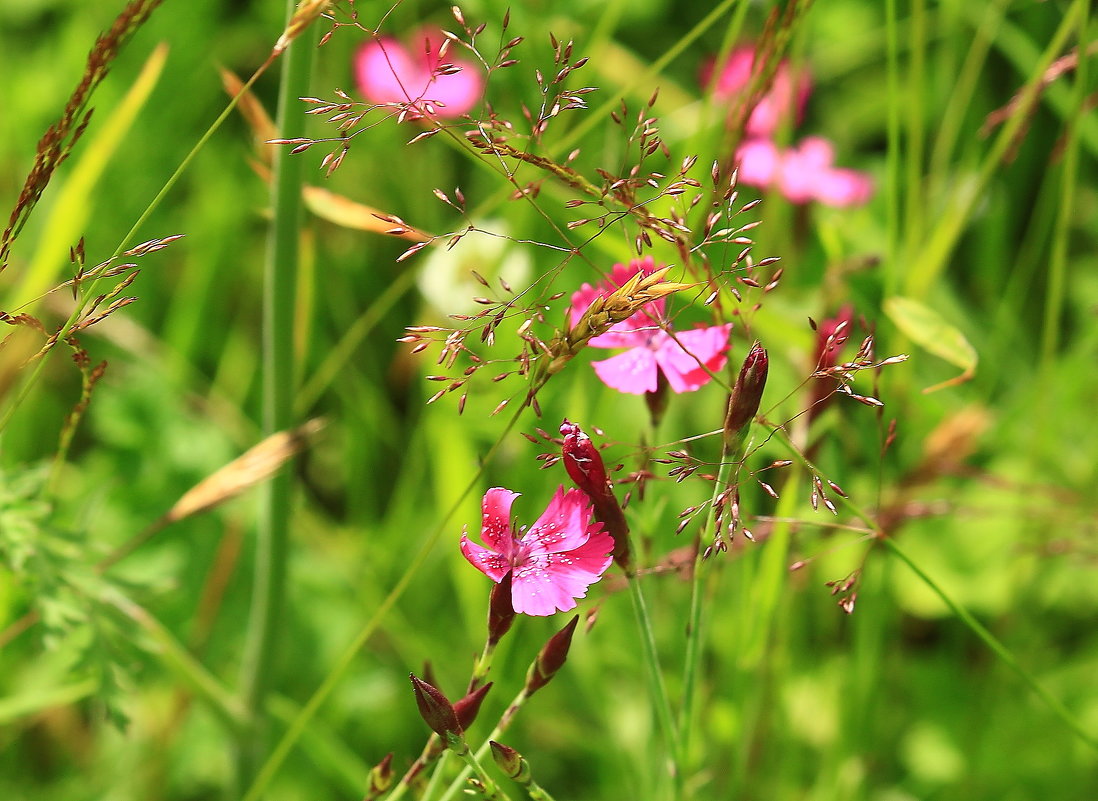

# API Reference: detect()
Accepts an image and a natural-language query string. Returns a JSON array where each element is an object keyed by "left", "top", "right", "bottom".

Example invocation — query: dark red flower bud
[
  {"left": 489, "top": 741, "right": 531, "bottom": 782},
  {"left": 560, "top": 419, "right": 610, "bottom": 495},
  {"left": 525, "top": 615, "right": 579, "bottom": 694},
  {"left": 365, "top": 753, "right": 394, "bottom": 799},
  {"left": 723, "top": 342, "right": 769, "bottom": 444},
  {"left": 560, "top": 420, "right": 632, "bottom": 571},
  {"left": 453, "top": 681, "right": 492, "bottom": 731},
  {"left": 409, "top": 673, "right": 462, "bottom": 738},
  {"left": 488, "top": 571, "right": 516, "bottom": 646}
]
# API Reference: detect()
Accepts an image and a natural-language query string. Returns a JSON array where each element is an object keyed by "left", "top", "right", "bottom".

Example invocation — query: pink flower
[
  {"left": 735, "top": 136, "right": 873, "bottom": 207},
  {"left": 460, "top": 487, "right": 613, "bottom": 617},
  {"left": 702, "top": 46, "right": 811, "bottom": 138},
  {"left": 569, "top": 257, "right": 732, "bottom": 395},
  {"left": 354, "top": 30, "right": 483, "bottom": 119}
]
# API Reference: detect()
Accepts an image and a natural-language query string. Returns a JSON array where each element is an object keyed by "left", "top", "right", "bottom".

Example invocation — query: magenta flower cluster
[
  {"left": 460, "top": 487, "right": 614, "bottom": 617},
  {"left": 707, "top": 46, "right": 873, "bottom": 207},
  {"left": 568, "top": 257, "right": 732, "bottom": 395},
  {"left": 354, "top": 30, "right": 484, "bottom": 119}
]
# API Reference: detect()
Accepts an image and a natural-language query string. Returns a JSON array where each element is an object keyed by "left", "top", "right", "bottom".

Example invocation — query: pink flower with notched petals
[
  {"left": 569, "top": 257, "right": 732, "bottom": 395},
  {"left": 354, "top": 30, "right": 483, "bottom": 119},
  {"left": 736, "top": 136, "right": 873, "bottom": 207},
  {"left": 702, "top": 46, "right": 811, "bottom": 138},
  {"left": 460, "top": 487, "right": 613, "bottom": 617}
]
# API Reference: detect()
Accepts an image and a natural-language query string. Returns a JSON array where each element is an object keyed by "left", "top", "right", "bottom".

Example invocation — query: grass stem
[
  {"left": 628, "top": 573, "right": 683, "bottom": 797},
  {"left": 234, "top": 2, "right": 316, "bottom": 790},
  {"left": 883, "top": 537, "right": 1098, "bottom": 752}
]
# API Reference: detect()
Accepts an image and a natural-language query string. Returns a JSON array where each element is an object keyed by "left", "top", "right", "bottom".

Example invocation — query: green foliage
[
  {"left": 0, "top": 465, "right": 137, "bottom": 729},
  {"left": 0, "top": 0, "right": 1096, "bottom": 800}
]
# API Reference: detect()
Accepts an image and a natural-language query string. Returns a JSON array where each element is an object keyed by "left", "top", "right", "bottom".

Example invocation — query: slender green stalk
[
  {"left": 927, "top": 0, "right": 1007, "bottom": 181},
  {"left": 902, "top": 0, "right": 926, "bottom": 257},
  {"left": 904, "top": 1, "right": 1083, "bottom": 300},
  {"left": 106, "top": 590, "right": 248, "bottom": 735},
  {"left": 296, "top": 268, "right": 416, "bottom": 414},
  {"left": 415, "top": 750, "right": 452, "bottom": 801},
  {"left": 551, "top": 0, "right": 741, "bottom": 158},
  {"left": 883, "top": 0, "right": 903, "bottom": 297},
  {"left": 243, "top": 402, "right": 527, "bottom": 801},
  {"left": 883, "top": 538, "right": 1098, "bottom": 751},
  {"left": 1040, "top": 0, "right": 1088, "bottom": 370},
  {"left": 0, "top": 36, "right": 283, "bottom": 435},
  {"left": 523, "top": 782, "right": 557, "bottom": 801},
  {"left": 678, "top": 455, "right": 735, "bottom": 771},
  {"left": 389, "top": 631, "right": 503, "bottom": 799},
  {"left": 234, "top": 3, "right": 316, "bottom": 790},
  {"left": 628, "top": 575, "right": 683, "bottom": 797},
  {"left": 434, "top": 687, "right": 531, "bottom": 801},
  {"left": 452, "top": 741, "right": 512, "bottom": 801},
  {"left": 766, "top": 428, "right": 1098, "bottom": 754}
]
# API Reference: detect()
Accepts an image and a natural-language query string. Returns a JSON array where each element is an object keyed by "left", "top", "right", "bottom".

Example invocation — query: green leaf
[{"left": 885, "top": 296, "right": 978, "bottom": 392}]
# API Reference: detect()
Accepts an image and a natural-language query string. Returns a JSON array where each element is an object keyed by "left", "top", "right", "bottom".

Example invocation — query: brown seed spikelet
[{"left": 0, "top": 0, "right": 165, "bottom": 270}]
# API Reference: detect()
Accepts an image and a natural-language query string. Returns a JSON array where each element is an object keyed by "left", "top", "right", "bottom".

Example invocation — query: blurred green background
[{"left": 1, "top": 0, "right": 1096, "bottom": 799}]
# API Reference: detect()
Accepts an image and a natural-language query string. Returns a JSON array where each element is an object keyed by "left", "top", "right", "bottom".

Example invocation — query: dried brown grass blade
[
  {"left": 302, "top": 187, "right": 432, "bottom": 241},
  {"left": 164, "top": 418, "right": 325, "bottom": 524},
  {"left": 219, "top": 66, "right": 279, "bottom": 165}
]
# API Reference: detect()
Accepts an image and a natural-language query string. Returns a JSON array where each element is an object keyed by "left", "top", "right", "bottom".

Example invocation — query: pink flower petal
[
  {"left": 512, "top": 547, "right": 612, "bottom": 616},
  {"left": 777, "top": 157, "right": 821, "bottom": 204},
  {"left": 460, "top": 534, "right": 510, "bottom": 582},
  {"left": 776, "top": 138, "right": 836, "bottom": 203},
  {"left": 523, "top": 487, "right": 597, "bottom": 554},
  {"left": 462, "top": 485, "right": 614, "bottom": 616},
  {"left": 813, "top": 167, "right": 874, "bottom": 207},
  {"left": 591, "top": 347, "right": 660, "bottom": 394},
  {"left": 480, "top": 488, "right": 519, "bottom": 552},
  {"left": 544, "top": 528, "right": 614, "bottom": 582},
  {"left": 353, "top": 33, "right": 483, "bottom": 119},
  {"left": 654, "top": 324, "right": 733, "bottom": 393},
  {"left": 411, "top": 31, "right": 483, "bottom": 115},
  {"left": 704, "top": 46, "right": 811, "bottom": 138},
  {"left": 735, "top": 139, "right": 781, "bottom": 189},
  {"left": 796, "top": 136, "right": 835, "bottom": 169},
  {"left": 705, "top": 47, "right": 756, "bottom": 96},
  {"left": 355, "top": 39, "right": 430, "bottom": 106},
  {"left": 747, "top": 65, "right": 812, "bottom": 138},
  {"left": 769, "top": 138, "right": 874, "bottom": 207},
  {"left": 511, "top": 553, "right": 583, "bottom": 616}
]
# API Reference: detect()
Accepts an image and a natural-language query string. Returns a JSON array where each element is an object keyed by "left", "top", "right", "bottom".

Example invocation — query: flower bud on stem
[
  {"left": 361, "top": 752, "right": 393, "bottom": 801},
  {"left": 490, "top": 742, "right": 558, "bottom": 801},
  {"left": 470, "top": 572, "right": 516, "bottom": 692},
  {"left": 487, "top": 570, "right": 517, "bottom": 647},
  {"left": 524, "top": 615, "right": 579, "bottom": 695},
  {"left": 560, "top": 420, "right": 633, "bottom": 573},
  {"left": 409, "top": 673, "right": 463, "bottom": 741},
  {"left": 723, "top": 341, "right": 769, "bottom": 456},
  {"left": 401, "top": 681, "right": 494, "bottom": 792}
]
